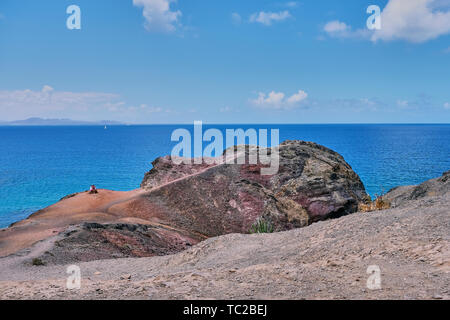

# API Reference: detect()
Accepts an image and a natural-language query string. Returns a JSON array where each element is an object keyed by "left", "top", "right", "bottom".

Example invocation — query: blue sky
[{"left": 0, "top": 0, "right": 449, "bottom": 123}]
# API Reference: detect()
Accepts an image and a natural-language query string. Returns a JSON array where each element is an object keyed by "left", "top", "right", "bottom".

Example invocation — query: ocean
[{"left": 0, "top": 124, "right": 449, "bottom": 228}]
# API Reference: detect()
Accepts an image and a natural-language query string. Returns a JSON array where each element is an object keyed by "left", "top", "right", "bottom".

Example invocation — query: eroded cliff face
[{"left": 0, "top": 140, "right": 368, "bottom": 263}]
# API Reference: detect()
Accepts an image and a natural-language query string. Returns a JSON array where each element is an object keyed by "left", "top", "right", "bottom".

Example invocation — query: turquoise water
[{"left": 1, "top": 124, "right": 449, "bottom": 228}]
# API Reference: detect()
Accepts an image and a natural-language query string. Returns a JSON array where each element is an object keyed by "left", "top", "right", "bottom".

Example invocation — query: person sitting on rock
[{"left": 89, "top": 185, "right": 98, "bottom": 194}]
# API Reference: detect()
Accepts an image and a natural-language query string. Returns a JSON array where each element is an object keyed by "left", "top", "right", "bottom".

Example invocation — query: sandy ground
[{"left": 0, "top": 193, "right": 448, "bottom": 300}]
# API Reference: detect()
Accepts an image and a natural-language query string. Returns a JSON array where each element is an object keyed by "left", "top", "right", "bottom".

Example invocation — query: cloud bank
[
  {"left": 324, "top": 0, "right": 450, "bottom": 43},
  {"left": 372, "top": 0, "right": 450, "bottom": 43},
  {"left": 0, "top": 86, "right": 165, "bottom": 122}
]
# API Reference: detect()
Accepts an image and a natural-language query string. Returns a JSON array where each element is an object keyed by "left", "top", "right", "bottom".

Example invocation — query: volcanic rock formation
[{"left": 0, "top": 140, "right": 368, "bottom": 263}]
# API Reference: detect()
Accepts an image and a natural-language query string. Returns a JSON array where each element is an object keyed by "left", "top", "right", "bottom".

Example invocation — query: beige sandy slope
[
  {"left": 0, "top": 192, "right": 448, "bottom": 300},
  {"left": 0, "top": 160, "right": 228, "bottom": 258}
]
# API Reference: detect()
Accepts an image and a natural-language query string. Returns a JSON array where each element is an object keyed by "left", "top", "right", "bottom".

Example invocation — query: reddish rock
[
  {"left": 1, "top": 140, "right": 368, "bottom": 263},
  {"left": 140, "top": 140, "right": 368, "bottom": 229}
]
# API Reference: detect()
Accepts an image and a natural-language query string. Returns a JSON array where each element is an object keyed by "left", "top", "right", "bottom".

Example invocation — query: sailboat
[{"left": 104, "top": 125, "right": 107, "bottom": 130}]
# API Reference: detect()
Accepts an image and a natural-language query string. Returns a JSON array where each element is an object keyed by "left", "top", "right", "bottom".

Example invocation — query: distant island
[{"left": 0, "top": 117, "right": 125, "bottom": 126}]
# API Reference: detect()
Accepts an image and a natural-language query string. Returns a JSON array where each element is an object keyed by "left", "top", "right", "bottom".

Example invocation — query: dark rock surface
[
  {"left": 36, "top": 223, "right": 199, "bottom": 265},
  {"left": 384, "top": 170, "right": 450, "bottom": 207}
]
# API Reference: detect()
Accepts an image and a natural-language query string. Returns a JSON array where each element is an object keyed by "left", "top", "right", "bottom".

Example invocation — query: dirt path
[
  {"left": 101, "top": 161, "right": 224, "bottom": 213},
  {"left": 0, "top": 160, "right": 228, "bottom": 258}
]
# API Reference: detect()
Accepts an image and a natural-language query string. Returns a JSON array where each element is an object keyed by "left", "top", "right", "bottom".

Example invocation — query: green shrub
[
  {"left": 31, "top": 258, "right": 45, "bottom": 266},
  {"left": 250, "top": 219, "right": 274, "bottom": 234}
]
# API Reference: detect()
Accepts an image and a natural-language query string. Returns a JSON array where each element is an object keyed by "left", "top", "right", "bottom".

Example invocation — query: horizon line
[{"left": 1, "top": 122, "right": 450, "bottom": 126}]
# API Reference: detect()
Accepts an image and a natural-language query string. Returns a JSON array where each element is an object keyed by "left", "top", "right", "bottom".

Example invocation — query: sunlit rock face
[{"left": 140, "top": 140, "right": 368, "bottom": 233}]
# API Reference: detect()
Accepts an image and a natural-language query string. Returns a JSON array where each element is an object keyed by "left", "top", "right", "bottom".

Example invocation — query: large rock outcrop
[
  {"left": 0, "top": 140, "right": 367, "bottom": 263},
  {"left": 139, "top": 140, "right": 367, "bottom": 228}
]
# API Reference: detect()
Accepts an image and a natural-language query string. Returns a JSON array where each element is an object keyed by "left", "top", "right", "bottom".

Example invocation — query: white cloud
[
  {"left": 372, "top": 0, "right": 450, "bottom": 43},
  {"left": 219, "top": 106, "right": 233, "bottom": 113},
  {"left": 330, "top": 98, "right": 381, "bottom": 112},
  {"left": 42, "top": 85, "right": 54, "bottom": 93},
  {"left": 133, "top": 0, "right": 182, "bottom": 33},
  {"left": 323, "top": 20, "right": 369, "bottom": 39},
  {"left": 324, "top": 20, "right": 350, "bottom": 33},
  {"left": 252, "top": 91, "right": 285, "bottom": 108},
  {"left": 250, "top": 90, "right": 308, "bottom": 109},
  {"left": 249, "top": 11, "right": 291, "bottom": 26},
  {"left": 287, "top": 90, "right": 308, "bottom": 105},
  {"left": 126, "top": 104, "right": 165, "bottom": 113},
  {"left": 323, "top": 1, "right": 450, "bottom": 43},
  {"left": 371, "top": 0, "right": 450, "bottom": 43},
  {"left": 444, "top": 102, "right": 450, "bottom": 109},
  {"left": 397, "top": 100, "right": 409, "bottom": 108},
  {"left": 0, "top": 86, "right": 166, "bottom": 122},
  {"left": 231, "top": 13, "right": 242, "bottom": 25},
  {"left": 284, "top": 2, "right": 299, "bottom": 8}
]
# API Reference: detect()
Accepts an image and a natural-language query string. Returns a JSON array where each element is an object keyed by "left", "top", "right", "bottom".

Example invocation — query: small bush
[
  {"left": 359, "top": 190, "right": 391, "bottom": 213},
  {"left": 31, "top": 258, "right": 45, "bottom": 266},
  {"left": 375, "top": 197, "right": 390, "bottom": 210},
  {"left": 250, "top": 219, "right": 274, "bottom": 234}
]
